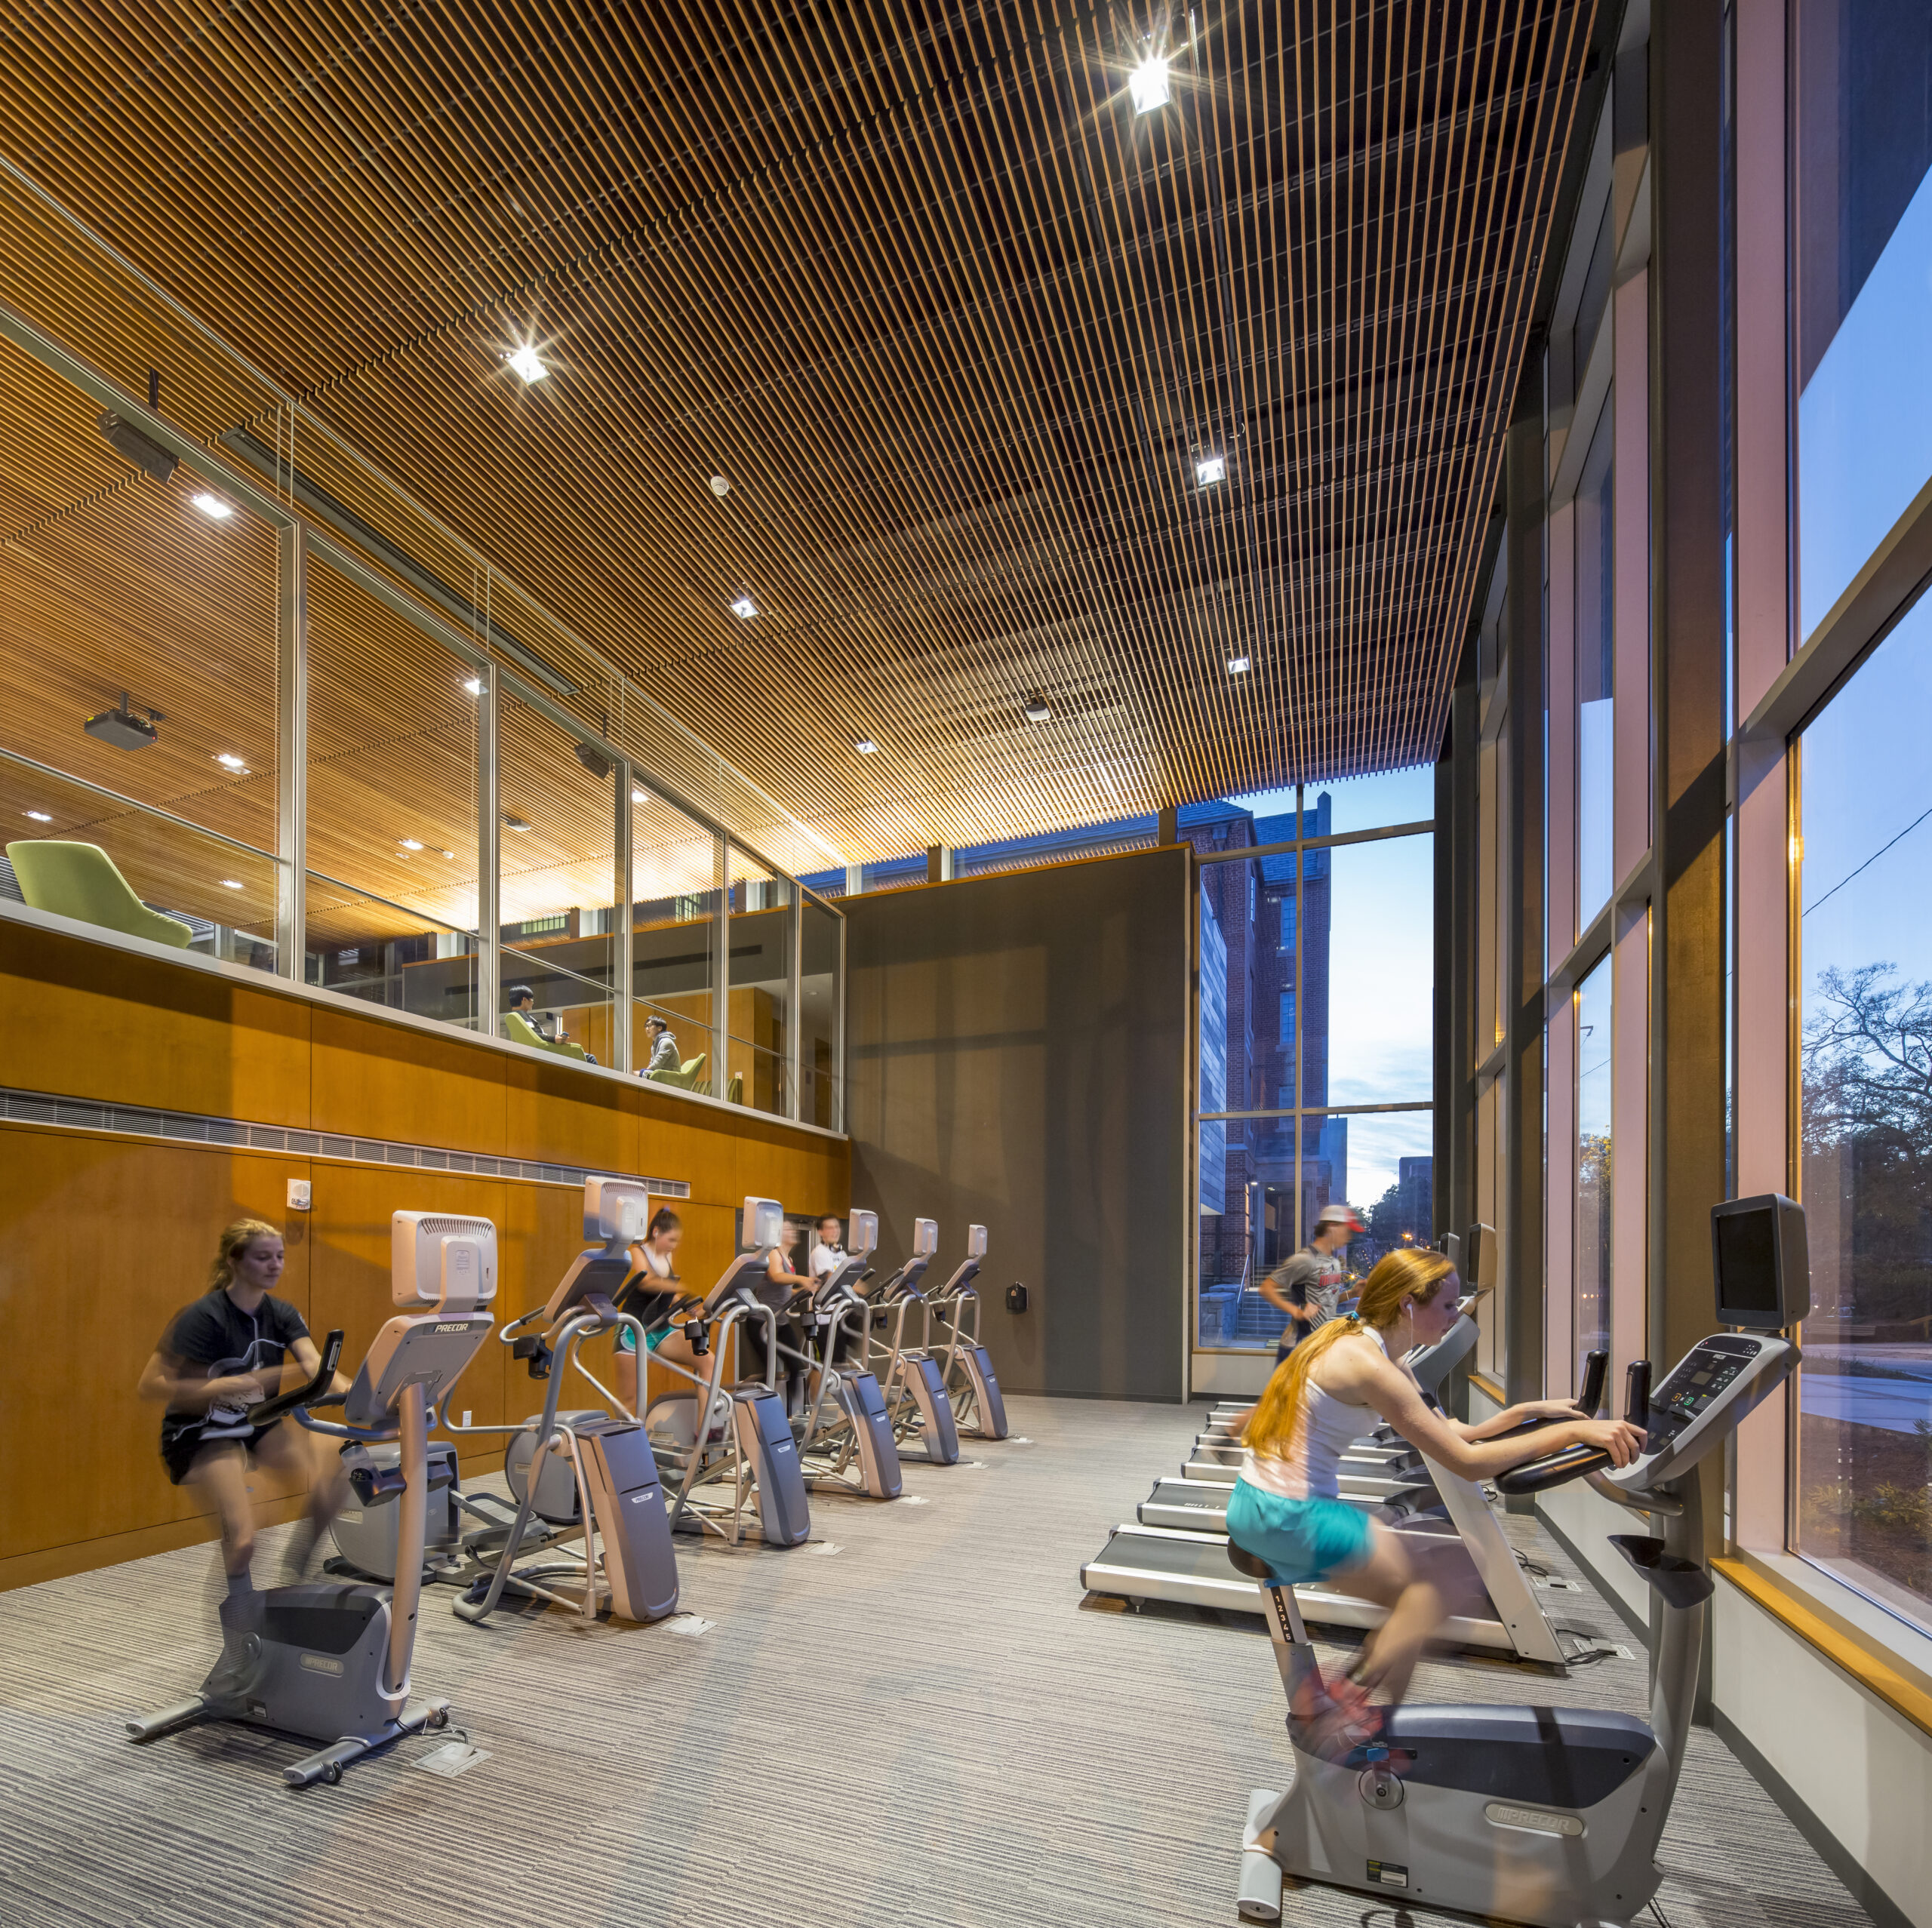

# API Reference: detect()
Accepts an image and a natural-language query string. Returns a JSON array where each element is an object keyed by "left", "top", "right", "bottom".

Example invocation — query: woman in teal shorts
[
  {"left": 613, "top": 1207, "right": 683, "bottom": 1417},
  {"left": 1228, "top": 1245, "right": 1641, "bottom": 1748}
]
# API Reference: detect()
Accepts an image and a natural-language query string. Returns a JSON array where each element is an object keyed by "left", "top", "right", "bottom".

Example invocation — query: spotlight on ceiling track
[
  {"left": 574, "top": 743, "right": 615, "bottom": 781},
  {"left": 1226, "top": 656, "right": 1251, "bottom": 675},
  {"left": 192, "top": 493, "right": 234, "bottom": 520},
  {"left": 84, "top": 692, "right": 164, "bottom": 751},
  {"left": 1195, "top": 454, "right": 1226, "bottom": 487},
  {"left": 1021, "top": 696, "right": 1051, "bottom": 724},
  {"left": 1130, "top": 54, "right": 1171, "bottom": 113},
  {"left": 854, "top": 738, "right": 878, "bottom": 755},
  {"left": 506, "top": 346, "right": 548, "bottom": 383},
  {"left": 730, "top": 595, "right": 758, "bottom": 620},
  {"left": 96, "top": 411, "right": 177, "bottom": 484}
]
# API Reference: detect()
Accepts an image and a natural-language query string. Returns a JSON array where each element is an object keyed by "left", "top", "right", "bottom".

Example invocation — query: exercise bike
[
  {"left": 1234, "top": 1193, "right": 1810, "bottom": 1927},
  {"left": 865, "top": 1216, "right": 961, "bottom": 1465},
  {"left": 128, "top": 1210, "right": 497, "bottom": 1786}
]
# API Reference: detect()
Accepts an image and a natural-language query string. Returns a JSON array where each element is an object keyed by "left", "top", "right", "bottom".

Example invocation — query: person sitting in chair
[
  {"left": 505, "top": 983, "right": 597, "bottom": 1063},
  {"left": 641, "top": 1013, "right": 681, "bottom": 1075}
]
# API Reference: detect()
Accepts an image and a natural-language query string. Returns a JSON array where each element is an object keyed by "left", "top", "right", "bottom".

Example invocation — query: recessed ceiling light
[
  {"left": 1227, "top": 655, "right": 1251, "bottom": 674},
  {"left": 730, "top": 595, "right": 758, "bottom": 620},
  {"left": 23, "top": 809, "right": 51, "bottom": 822},
  {"left": 506, "top": 345, "right": 548, "bottom": 383},
  {"left": 440, "top": 849, "right": 456, "bottom": 859},
  {"left": 1196, "top": 454, "right": 1227, "bottom": 487},
  {"left": 854, "top": 738, "right": 878, "bottom": 755},
  {"left": 1022, "top": 696, "right": 1051, "bottom": 724},
  {"left": 1130, "top": 54, "right": 1171, "bottom": 112},
  {"left": 709, "top": 475, "right": 731, "bottom": 497},
  {"left": 220, "top": 878, "right": 244, "bottom": 889},
  {"left": 192, "top": 493, "right": 235, "bottom": 520},
  {"left": 215, "top": 752, "right": 248, "bottom": 771},
  {"left": 399, "top": 838, "right": 424, "bottom": 850},
  {"left": 632, "top": 787, "right": 649, "bottom": 804},
  {"left": 463, "top": 676, "right": 483, "bottom": 696}
]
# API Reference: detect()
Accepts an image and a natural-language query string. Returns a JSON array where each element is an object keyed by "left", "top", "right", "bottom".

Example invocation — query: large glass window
[
  {"left": 1194, "top": 780, "right": 1435, "bottom": 1350},
  {"left": 497, "top": 702, "right": 619, "bottom": 1064},
  {"left": 0, "top": 337, "right": 283, "bottom": 970},
  {"left": 631, "top": 789, "right": 721, "bottom": 1090},
  {"left": 1795, "top": 2, "right": 1932, "bottom": 638},
  {"left": 1574, "top": 952, "right": 1614, "bottom": 1388},
  {"left": 1797, "top": 589, "right": 1932, "bottom": 1634},
  {"left": 800, "top": 890, "right": 842, "bottom": 1129},
  {"left": 1576, "top": 408, "right": 1615, "bottom": 931},
  {"left": 304, "top": 561, "right": 479, "bottom": 1025},
  {"left": 728, "top": 844, "right": 793, "bottom": 1117}
]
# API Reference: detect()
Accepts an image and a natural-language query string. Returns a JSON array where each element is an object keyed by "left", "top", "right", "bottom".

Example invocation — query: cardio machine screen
[{"left": 1644, "top": 1335, "right": 1762, "bottom": 1450}]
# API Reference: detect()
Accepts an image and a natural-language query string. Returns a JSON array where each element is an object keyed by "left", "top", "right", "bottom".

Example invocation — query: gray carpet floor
[{"left": 0, "top": 1395, "right": 1874, "bottom": 1927}]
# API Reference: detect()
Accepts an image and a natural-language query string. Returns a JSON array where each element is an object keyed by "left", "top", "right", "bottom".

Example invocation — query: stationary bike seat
[{"left": 1228, "top": 1545, "right": 1274, "bottom": 1582}]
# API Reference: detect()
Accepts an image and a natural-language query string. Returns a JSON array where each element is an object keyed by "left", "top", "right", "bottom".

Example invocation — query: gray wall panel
[{"left": 843, "top": 846, "right": 1189, "bottom": 1401}]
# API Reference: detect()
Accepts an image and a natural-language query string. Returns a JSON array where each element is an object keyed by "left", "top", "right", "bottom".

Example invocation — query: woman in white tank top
[{"left": 1226, "top": 1247, "right": 1642, "bottom": 1748}]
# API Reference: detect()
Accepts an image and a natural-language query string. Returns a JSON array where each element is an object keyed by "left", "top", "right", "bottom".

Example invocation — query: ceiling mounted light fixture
[
  {"left": 215, "top": 752, "right": 249, "bottom": 771},
  {"left": 463, "top": 676, "right": 483, "bottom": 695},
  {"left": 192, "top": 492, "right": 234, "bottom": 520},
  {"left": 506, "top": 345, "right": 548, "bottom": 383},
  {"left": 220, "top": 878, "right": 244, "bottom": 889},
  {"left": 1226, "top": 655, "right": 1251, "bottom": 674},
  {"left": 631, "top": 787, "right": 648, "bottom": 804},
  {"left": 854, "top": 737, "right": 878, "bottom": 755},
  {"left": 730, "top": 595, "right": 758, "bottom": 620},
  {"left": 1130, "top": 53, "right": 1171, "bottom": 112},
  {"left": 23, "top": 809, "right": 51, "bottom": 822},
  {"left": 709, "top": 475, "right": 731, "bottom": 497},
  {"left": 1021, "top": 695, "right": 1051, "bottom": 724},
  {"left": 1195, "top": 454, "right": 1227, "bottom": 487},
  {"left": 503, "top": 814, "right": 531, "bottom": 832},
  {"left": 399, "top": 838, "right": 424, "bottom": 851}
]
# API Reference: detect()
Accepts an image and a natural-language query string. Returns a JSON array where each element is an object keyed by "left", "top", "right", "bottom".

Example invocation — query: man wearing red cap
[{"left": 1260, "top": 1201, "right": 1364, "bottom": 1363}]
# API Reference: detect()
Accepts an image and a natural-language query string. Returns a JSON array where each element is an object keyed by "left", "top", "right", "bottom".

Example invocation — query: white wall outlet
[{"left": 287, "top": 1178, "right": 312, "bottom": 1211}]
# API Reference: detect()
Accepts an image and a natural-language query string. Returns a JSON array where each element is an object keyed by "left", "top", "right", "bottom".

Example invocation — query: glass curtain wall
[
  {"left": 1195, "top": 773, "right": 1435, "bottom": 1351},
  {"left": 0, "top": 308, "right": 842, "bottom": 1117},
  {"left": 1574, "top": 952, "right": 1614, "bottom": 1382},
  {"left": 0, "top": 333, "right": 285, "bottom": 967},
  {"left": 1576, "top": 412, "right": 1616, "bottom": 928},
  {"left": 1789, "top": 0, "right": 1932, "bottom": 1641},
  {"left": 305, "top": 558, "right": 479, "bottom": 1022}
]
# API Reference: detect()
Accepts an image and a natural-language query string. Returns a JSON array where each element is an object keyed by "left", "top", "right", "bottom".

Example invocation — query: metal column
[
  {"left": 275, "top": 524, "right": 306, "bottom": 979},
  {"left": 613, "top": 761, "right": 634, "bottom": 1072},
  {"left": 711, "top": 832, "right": 729, "bottom": 1099},
  {"left": 786, "top": 881, "right": 802, "bottom": 1121},
  {"left": 475, "top": 664, "right": 500, "bottom": 1032},
  {"left": 833, "top": 903, "right": 847, "bottom": 1135}
]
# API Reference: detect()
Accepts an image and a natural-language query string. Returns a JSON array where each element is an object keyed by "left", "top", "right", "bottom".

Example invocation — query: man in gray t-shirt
[{"left": 1260, "top": 1202, "right": 1364, "bottom": 1363}]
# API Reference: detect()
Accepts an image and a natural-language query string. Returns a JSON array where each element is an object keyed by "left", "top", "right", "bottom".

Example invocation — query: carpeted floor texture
[{"left": 0, "top": 1394, "right": 1875, "bottom": 1927}]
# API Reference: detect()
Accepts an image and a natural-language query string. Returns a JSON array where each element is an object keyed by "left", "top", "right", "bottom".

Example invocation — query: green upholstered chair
[
  {"left": 503, "top": 1009, "right": 588, "bottom": 1061},
  {"left": 6, "top": 840, "right": 192, "bottom": 949},
  {"left": 724, "top": 1072, "right": 743, "bottom": 1106}
]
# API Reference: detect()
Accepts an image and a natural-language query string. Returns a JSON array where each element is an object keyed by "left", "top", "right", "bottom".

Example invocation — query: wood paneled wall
[{"left": 0, "top": 916, "right": 848, "bottom": 1589}]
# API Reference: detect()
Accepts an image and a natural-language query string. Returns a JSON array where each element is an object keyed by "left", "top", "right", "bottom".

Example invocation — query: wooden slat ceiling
[{"left": 0, "top": 1, "right": 1598, "bottom": 863}]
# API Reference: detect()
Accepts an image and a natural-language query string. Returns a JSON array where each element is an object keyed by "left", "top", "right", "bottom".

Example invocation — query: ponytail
[
  {"left": 208, "top": 1217, "right": 282, "bottom": 1293},
  {"left": 1241, "top": 1245, "right": 1454, "bottom": 1460}
]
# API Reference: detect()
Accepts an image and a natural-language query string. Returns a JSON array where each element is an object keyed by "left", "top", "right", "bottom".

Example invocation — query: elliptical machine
[
  {"left": 929, "top": 1225, "right": 1008, "bottom": 1440},
  {"left": 782, "top": 1209, "right": 903, "bottom": 1500},
  {"left": 866, "top": 1216, "right": 961, "bottom": 1465},
  {"left": 421, "top": 1177, "right": 683, "bottom": 1626},
  {"left": 128, "top": 1211, "right": 497, "bottom": 1786},
  {"left": 1234, "top": 1194, "right": 1810, "bottom": 1927},
  {"left": 643, "top": 1196, "right": 813, "bottom": 1547}
]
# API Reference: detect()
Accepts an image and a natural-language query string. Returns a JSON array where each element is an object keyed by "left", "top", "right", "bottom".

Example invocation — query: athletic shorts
[
  {"left": 1226, "top": 1478, "right": 1374, "bottom": 1586},
  {"left": 160, "top": 1424, "right": 278, "bottom": 1488},
  {"left": 616, "top": 1322, "right": 674, "bottom": 1355}
]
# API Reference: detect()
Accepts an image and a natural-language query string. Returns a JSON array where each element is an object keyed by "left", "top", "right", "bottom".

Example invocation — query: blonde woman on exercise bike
[{"left": 1229, "top": 1245, "right": 1644, "bottom": 1752}]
